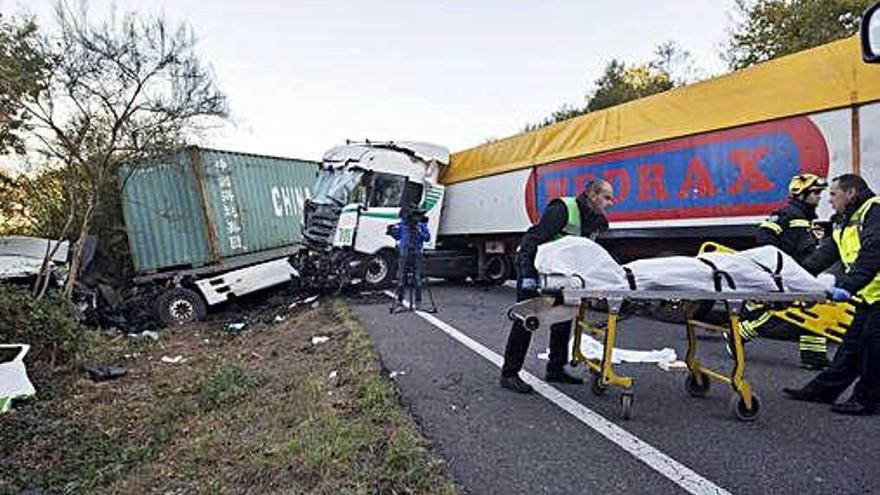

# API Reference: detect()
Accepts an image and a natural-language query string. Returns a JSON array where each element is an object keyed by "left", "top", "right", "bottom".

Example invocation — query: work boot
[
  {"left": 800, "top": 350, "right": 830, "bottom": 370},
  {"left": 499, "top": 375, "right": 533, "bottom": 394},
  {"left": 830, "top": 398, "right": 878, "bottom": 416},
  {"left": 782, "top": 387, "right": 835, "bottom": 404},
  {"left": 545, "top": 369, "right": 584, "bottom": 385}
]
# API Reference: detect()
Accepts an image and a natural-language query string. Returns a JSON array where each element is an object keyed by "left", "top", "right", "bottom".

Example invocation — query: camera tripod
[{"left": 389, "top": 252, "right": 437, "bottom": 314}]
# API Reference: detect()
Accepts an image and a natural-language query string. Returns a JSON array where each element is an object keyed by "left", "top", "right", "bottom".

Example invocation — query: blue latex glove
[
  {"left": 520, "top": 277, "right": 538, "bottom": 291},
  {"left": 826, "top": 286, "right": 852, "bottom": 302}
]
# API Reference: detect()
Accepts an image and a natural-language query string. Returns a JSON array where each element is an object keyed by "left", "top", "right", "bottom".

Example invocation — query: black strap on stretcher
[
  {"left": 749, "top": 251, "right": 785, "bottom": 292},
  {"left": 623, "top": 266, "right": 637, "bottom": 290},
  {"left": 697, "top": 258, "right": 736, "bottom": 291}
]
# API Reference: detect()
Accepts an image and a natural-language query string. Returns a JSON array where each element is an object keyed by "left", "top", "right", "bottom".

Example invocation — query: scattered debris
[
  {"left": 311, "top": 301, "right": 320, "bottom": 309},
  {"left": 160, "top": 355, "right": 186, "bottom": 364},
  {"left": 311, "top": 336, "right": 330, "bottom": 345},
  {"left": 274, "top": 315, "right": 285, "bottom": 323},
  {"left": 227, "top": 322, "right": 246, "bottom": 331},
  {"left": 303, "top": 295, "right": 319, "bottom": 305},
  {"left": 86, "top": 364, "right": 128, "bottom": 382},
  {"left": 389, "top": 370, "right": 407, "bottom": 379},
  {"left": 328, "top": 370, "right": 340, "bottom": 387},
  {"left": 0, "top": 344, "right": 36, "bottom": 413},
  {"left": 251, "top": 351, "right": 264, "bottom": 359},
  {"left": 657, "top": 360, "right": 689, "bottom": 372},
  {"left": 129, "top": 330, "right": 159, "bottom": 341}
]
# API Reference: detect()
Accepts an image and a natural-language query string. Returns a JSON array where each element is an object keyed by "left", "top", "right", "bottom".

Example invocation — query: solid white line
[{"left": 384, "top": 291, "right": 731, "bottom": 495}]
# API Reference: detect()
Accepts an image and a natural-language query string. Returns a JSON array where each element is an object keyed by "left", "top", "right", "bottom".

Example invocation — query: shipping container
[{"left": 121, "top": 147, "right": 318, "bottom": 278}]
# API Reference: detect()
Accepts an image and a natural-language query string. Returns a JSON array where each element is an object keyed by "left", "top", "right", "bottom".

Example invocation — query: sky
[{"left": 10, "top": 0, "right": 739, "bottom": 162}]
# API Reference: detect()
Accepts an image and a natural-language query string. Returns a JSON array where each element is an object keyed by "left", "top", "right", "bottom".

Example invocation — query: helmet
[{"left": 789, "top": 174, "right": 828, "bottom": 197}]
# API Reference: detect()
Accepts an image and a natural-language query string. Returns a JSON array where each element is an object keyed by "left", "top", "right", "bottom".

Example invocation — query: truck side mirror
[{"left": 862, "top": 2, "right": 880, "bottom": 62}]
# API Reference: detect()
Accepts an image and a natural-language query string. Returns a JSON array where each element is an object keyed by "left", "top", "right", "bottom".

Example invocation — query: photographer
[{"left": 387, "top": 206, "right": 431, "bottom": 309}]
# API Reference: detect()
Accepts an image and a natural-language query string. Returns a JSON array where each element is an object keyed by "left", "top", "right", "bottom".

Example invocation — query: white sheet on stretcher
[
  {"left": 535, "top": 237, "right": 628, "bottom": 290},
  {"left": 536, "top": 237, "right": 833, "bottom": 293}
]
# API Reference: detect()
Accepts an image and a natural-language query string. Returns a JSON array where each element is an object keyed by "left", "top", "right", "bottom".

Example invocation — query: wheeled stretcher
[{"left": 508, "top": 275, "right": 827, "bottom": 422}]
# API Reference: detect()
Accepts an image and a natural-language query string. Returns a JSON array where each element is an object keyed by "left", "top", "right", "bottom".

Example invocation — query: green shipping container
[{"left": 121, "top": 147, "right": 318, "bottom": 275}]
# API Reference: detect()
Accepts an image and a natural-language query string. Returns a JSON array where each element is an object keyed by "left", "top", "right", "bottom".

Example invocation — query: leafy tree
[
  {"left": 0, "top": 14, "right": 50, "bottom": 155},
  {"left": 725, "top": 0, "right": 875, "bottom": 70},
  {"left": 525, "top": 42, "right": 694, "bottom": 131},
  {"left": 2, "top": 1, "right": 228, "bottom": 298}
]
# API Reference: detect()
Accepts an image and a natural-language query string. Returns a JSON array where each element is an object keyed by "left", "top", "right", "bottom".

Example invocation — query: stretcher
[{"left": 508, "top": 275, "right": 827, "bottom": 422}]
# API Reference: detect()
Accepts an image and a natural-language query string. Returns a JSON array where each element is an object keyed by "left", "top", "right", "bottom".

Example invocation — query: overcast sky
[{"left": 11, "top": 1, "right": 738, "bottom": 161}]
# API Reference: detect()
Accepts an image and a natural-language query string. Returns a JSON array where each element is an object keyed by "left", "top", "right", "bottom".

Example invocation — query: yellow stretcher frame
[{"left": 513, "top": 284, "right": 826, "bottom": 422}]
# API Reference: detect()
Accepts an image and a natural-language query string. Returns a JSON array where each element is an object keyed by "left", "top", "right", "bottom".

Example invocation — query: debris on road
[{"left": 311, "top": 336, "right": 330, "bottom": 345}]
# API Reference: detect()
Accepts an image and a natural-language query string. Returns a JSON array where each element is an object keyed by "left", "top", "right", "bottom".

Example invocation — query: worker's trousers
[{"left": 804, "top": 302, "right": 880, "bottom": 405}]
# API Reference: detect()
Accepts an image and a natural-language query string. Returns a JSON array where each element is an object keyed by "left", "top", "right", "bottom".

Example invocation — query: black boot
[
  {"left": 782, "top": 387, "right": 835, "bottom": 404},
  {"left": 545, "top": 369, "right": 583, "bottom": 384},
  {"left": 499, "top": 374, "right": 533, "bottom": 394}
]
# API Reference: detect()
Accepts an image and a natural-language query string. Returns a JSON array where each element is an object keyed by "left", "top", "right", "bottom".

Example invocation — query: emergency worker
[
  {"left": 499, "top": 179, "right": 613, "bottom": 393},
  {"left": 736, "top": 174, "right": 830, "bottom": 369},
  {"left": 784, "top": 174, "right": 880, "bottom": 415}
]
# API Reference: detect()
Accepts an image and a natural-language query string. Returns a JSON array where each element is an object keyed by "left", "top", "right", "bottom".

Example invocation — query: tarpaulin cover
[{"left": 445, "top": 37, "right": 880, "bottom": 184}]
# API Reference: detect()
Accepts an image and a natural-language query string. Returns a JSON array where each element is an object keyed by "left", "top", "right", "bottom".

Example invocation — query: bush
[{"left": 0, "top": 283, "right": 98, "bottom": 366}]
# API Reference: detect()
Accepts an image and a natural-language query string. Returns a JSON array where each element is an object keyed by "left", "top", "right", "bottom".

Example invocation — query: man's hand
[
  {"left": 520, "top": 278, "right": 538, "bottom": 291},
  {"left": 825, "top": 286, "right": 852, "bottom": 302}
]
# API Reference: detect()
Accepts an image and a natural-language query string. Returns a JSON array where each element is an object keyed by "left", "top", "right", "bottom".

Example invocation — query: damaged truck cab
[{"left": 292, "top": 141, "right": 448, "bottom": 289}]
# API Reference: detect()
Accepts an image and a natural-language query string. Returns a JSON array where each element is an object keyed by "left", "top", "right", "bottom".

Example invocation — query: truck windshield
[
  {"left": 369, "top": 173, "right": 407, "bottom": 207},
  {"left": 312, "top": 168, "right": 364, "bottom": 206}
]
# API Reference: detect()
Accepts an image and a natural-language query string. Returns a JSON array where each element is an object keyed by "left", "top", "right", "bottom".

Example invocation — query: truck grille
[{"left": 302, "top": 200, "right": 341, "bottom": 250}]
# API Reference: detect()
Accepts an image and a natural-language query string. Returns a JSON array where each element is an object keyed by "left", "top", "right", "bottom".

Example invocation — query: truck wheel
[
  {"left": 155, "top": 287, "right": 206, "bottom": 327},
  {"left": 482, "top": 254, "right": 512, "bottom": 285},
  {"left": 364, "top": 252, "right": 394, "bottom": 289}
]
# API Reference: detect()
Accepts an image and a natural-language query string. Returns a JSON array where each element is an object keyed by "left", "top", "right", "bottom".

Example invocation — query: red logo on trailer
[{"left": 525, "top": 116, "right": 829, "bottom": 223}]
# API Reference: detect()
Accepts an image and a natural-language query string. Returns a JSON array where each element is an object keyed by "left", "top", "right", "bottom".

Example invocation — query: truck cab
[{"left": 294, "top": 141, "right": 448, "bottom": 289}]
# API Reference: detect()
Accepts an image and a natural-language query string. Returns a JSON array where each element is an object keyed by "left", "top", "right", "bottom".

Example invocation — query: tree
[
  {"left": 724, "top": 0, "right": 875, "bottom": 70},
  {"left": 0, "top": 14, "right": 50, "bottom": 154},
  {"left": 524, "top": 42, "right": 694, "bottom": 131},
  {"left": 2, "top": 2, "right": 227, "bottom": 298}
]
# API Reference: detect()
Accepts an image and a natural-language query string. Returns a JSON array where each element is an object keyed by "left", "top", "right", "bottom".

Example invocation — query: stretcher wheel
[
  {"left": 685, "top": 373, "right": 711, "bottom": 398},
  {"left": 590, "top": 374, "right": 608, "bottom": 396},
  {"left": 730, "top": 392, "right": 762, "bottom": 422},
  {"left": 620, "top": 393, "right": 634, "bottom": 420}
]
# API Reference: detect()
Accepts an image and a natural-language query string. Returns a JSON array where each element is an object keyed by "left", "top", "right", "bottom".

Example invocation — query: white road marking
[{"left": 384, "top": 291, "right": 732, "bottom": 495}]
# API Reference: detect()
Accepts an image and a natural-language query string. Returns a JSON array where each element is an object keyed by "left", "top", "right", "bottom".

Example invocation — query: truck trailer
[
  {"left": 120, "top": 146, "right": 317, "bottom": 325},
  {"left": 295, "top": 36, "right": 880, "bottom": 305}
]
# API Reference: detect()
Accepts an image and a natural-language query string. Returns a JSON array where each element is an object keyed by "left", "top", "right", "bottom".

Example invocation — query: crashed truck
[
  {"left": 293, "top": 36, "right": 880, "bottom": 317},
  {"left": 114, "top": 147, "right": 317, "bottom": 326}
]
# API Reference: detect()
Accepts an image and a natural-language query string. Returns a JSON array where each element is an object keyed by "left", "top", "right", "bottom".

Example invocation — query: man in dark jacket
[
  {"left": 783, "top": 174, "right": 880, "bottom": 415},
  {"left": 499, "top": 179, "right": 613, "bottom": 393},
  {"left": 736, "top": 173, "right": 830, "bottom": 369}
]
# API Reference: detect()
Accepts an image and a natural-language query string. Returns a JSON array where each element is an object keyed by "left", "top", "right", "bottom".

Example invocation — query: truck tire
[
  {"left": 482, "top": 254, "right": 512, "bottom": 285},
  {"left": 363, "top": 251, "right": 394, "bottom": 289},
  {"left": 155, "top": 287, "right": 206, "bottom": 327}
]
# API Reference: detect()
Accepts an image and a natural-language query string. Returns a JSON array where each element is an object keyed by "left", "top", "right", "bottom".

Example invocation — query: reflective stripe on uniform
[
  {"left": 798, "top": 334, "right": 828, "bottom": 352},
  {"left": 759, "top": 221, "right": 783, "bottom": 234},
  {"left": 789, "top": 219, "right": 812, "bottom": 228},
  {"left": 739, "top": 311, "right": 772, "bottom": 339}
]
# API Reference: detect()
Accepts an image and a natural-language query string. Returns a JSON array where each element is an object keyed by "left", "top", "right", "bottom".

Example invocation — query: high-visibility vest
[
  {"left": 832, "top": 196, "right": 880, "bottom": 304},
  {"left": 552, "top": 197, "right": 582, "bottom": 240}
]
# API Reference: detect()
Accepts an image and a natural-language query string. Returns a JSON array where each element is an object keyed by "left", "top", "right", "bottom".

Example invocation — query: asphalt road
[{"left": 350, "top": 282, "right": 880, "bottom": 495}]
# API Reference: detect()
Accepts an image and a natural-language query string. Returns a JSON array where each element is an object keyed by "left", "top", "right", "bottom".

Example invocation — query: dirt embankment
[{"left": 1, "top": 298, "right": 458, "bottom": 495}]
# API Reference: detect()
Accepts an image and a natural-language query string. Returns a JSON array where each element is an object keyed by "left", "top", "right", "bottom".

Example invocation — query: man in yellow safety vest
[
  {"left": 499, "top": 179, "right": 614, "bottom": 393},
  {"left": 783, "top": 174, "right": 880, "bottom": 415}
]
